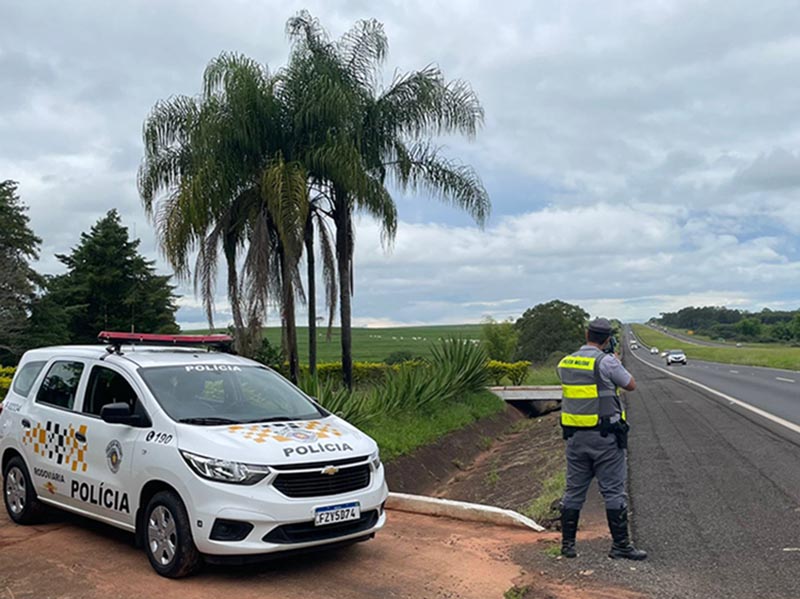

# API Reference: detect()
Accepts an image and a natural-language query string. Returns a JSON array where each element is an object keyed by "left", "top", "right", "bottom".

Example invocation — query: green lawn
[
  {"left": 632, "top": 324, "right": 800, "bottom": 370},
  {"left": 525, "top": 363, "right": 560, "bottom": 385},
  {"left": 187, "top": 324, "right": 482, "bottom": 363}
]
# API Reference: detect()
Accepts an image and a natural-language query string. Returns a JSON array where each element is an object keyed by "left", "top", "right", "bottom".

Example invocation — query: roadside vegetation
[
  {"left": 655, "top": 305, "right": 800, "bottom": 344},
  {"left": 299, "top": 338, "right": 504, "bottom": 460},
  {"left": 632, "top": 324, "right": 800, "bottom": 370}
]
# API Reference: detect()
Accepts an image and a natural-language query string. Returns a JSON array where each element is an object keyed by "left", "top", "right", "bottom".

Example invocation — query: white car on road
[
  {"left": 650, "top": 347, "right": 659, "bottom": 355},
  {"left": 1, "top": 333, "right": 387, "bottom": 578},
  {"left": 665, "top": 350, "right": 688, "bottom": 366}
]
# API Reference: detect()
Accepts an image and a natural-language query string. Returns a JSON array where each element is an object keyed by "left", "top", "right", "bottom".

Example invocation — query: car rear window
[{"left": 11, "top": 361, "right": 47, "bottom": 397}]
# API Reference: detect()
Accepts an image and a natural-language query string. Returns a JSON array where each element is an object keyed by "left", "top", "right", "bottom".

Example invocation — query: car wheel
[
  {"left": 3, "top": 456, "right": 44, "bottom": 524},
  {"left": 144, "top": 491, "right": 202, "bottom": 578}
]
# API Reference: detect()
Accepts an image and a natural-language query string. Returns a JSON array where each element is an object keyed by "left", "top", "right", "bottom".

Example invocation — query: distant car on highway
[
  {"left": 660, "top": 350, "right": 669, "bottom": 357},
  {"left": 666, "top": 350, "right": 687, "bottom": 366},
  {"left": 630, "top": 342, "right": 639, "bottom": 350},
  {"left": 650, "top": 347, "right": 659, "bottom": 354}
]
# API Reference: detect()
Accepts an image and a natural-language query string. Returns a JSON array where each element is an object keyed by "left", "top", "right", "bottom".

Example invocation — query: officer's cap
[{"left": 587, "top": 317, "right": 613, "bottom": 334}]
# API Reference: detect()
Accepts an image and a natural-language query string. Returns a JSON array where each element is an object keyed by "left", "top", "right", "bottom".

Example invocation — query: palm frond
[{"left": 389, "top": 141, "right": 490, "bottom": 226}]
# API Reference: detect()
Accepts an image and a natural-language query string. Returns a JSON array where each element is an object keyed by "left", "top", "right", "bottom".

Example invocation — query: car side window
[
  {"left": 35, "top": 361, "right": 85, "bottom": 410},
  {"left": 11, "top": 361, "right": 47, "bottom": 397},
  {"left": 84, "top": 365, "right": 138, "bottom": 416}
]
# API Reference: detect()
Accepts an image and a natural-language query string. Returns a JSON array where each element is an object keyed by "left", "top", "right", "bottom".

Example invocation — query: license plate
[{"left": 314, "top": 502, "right": 361, "bottom": 527}]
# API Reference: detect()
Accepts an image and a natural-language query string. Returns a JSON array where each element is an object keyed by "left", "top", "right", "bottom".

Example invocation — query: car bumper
[{"left": 187, "top": 466, "right": 389, "bottom": 556}]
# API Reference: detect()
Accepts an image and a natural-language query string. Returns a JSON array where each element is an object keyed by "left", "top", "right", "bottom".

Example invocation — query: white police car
[{"left": 1, "top": 333, "right": 387, "bottom": 578}]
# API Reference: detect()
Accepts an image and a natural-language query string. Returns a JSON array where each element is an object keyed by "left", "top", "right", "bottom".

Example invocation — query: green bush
[
  {"left": 0, "top": 366, "right": 14, "bottom": 401},
  {"left": 486, "top": 360, "right": 532, "bottom": 385},
  {"left": 297, "top": 338, "right": 490, "bottom": 429},
  {"left": 385, "top": 350, "right": 414, "bottom": 365},
  {"left": 0, "top": 377, "right": 11, "bottom": 401}
]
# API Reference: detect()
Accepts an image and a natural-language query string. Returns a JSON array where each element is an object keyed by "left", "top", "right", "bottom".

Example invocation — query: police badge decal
[{"left": 106, "top": 440, "right": 123, "bottom": 473}]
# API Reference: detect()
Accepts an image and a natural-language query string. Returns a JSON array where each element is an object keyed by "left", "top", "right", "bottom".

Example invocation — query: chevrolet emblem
[{"left": 321, "top": 465, "right": 339, "bottom": 476}]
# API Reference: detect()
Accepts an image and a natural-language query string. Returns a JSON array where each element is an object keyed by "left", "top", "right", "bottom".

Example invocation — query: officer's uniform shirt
[{"left": 577, "top": 344, "right": 632, "bottom": 391}]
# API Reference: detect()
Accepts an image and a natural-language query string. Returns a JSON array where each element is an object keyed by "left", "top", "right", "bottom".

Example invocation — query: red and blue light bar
[{"left": 97, "top": 331, "right": 234, "bottom": 352}]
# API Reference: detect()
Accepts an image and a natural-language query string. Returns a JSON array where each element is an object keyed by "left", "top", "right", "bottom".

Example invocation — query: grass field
[
  {"left": 187, "top": 324, "right": 482, "bottom": 364},
  {"left": 186, "top": 323, "right": 562, "bottom": 384},
  {"left": 631, "top": 324, "right": 800, "bottom": 370}
]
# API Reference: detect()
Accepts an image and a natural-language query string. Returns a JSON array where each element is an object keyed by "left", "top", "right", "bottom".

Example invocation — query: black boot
[
  {"left": 560, "top": 508, "right": 580, "bottom": 558},
  {"left": 606, "top": 507, "right": 647, "bottom": 560}
]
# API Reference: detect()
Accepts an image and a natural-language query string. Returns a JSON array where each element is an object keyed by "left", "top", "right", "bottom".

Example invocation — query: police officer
[{"left": 557, "top": 318, "right": 646, "bottom": 560}]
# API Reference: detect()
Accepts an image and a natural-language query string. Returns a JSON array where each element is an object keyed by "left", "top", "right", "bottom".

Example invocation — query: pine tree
[
  {"left": 0, "top": 180, "right": 41, "bottom": 363},
  {"left": 48, "top": 210, "right": 179, "bottom": 342}
]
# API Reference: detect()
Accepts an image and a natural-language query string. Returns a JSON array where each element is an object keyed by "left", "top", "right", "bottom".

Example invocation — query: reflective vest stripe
[
  {"left": 562, "top": 384, "right": 599, "bottom": 399},
  {"left": 561, "top": 413, "right": 599, "bottom": 427}
]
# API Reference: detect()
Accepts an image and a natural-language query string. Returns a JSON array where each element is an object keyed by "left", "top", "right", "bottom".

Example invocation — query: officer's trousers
[{"left": 562, "top": 430, "right": 627, "bottom": 510}]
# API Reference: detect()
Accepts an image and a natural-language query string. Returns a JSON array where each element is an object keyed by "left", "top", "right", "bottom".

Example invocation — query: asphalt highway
[
  {"left": 628, "top": 327, "right": 800, "bottom": 427},
  {"left": 615, "top": 327, "right": 800, "bottom": 599}
]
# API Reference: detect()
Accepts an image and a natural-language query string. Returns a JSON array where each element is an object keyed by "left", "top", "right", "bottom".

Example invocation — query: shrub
[
  {"left": 298, "top": 373, "right": 377, "bottom": 428},
  {"left": 385, "top": 350, "right": 414, "bottom": 365},
  {"left": 0, "top": 377, "right": 11, "bottom": 401},
  {"left": 485, "top": 360, "right": 532, "bottom": 386},
  {"left": 0, "top": 366, "right": 14, "bottom": 401},
  {"left": 253, "top": 337, "right": 284, "bottom": 370},
  {"left": 297, "top": 339, "right": 491, "bottom": 427}
]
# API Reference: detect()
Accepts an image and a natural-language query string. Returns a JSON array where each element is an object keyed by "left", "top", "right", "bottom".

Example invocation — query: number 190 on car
[{"left": 314, "top": 502, "right": 360, "bottom": 526}]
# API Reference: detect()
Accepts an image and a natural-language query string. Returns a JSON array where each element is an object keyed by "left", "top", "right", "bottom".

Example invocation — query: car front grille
[
  {"left": 272, "top": 464, "right": 371, "bottom": 498},
  {"left": 262, "top": 510, "right": 379, "bottom": 544}
]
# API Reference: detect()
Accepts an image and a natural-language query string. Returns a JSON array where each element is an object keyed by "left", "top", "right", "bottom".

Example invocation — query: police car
[{"left": 0, "top": 333, "right": 387, "bottom": 578}]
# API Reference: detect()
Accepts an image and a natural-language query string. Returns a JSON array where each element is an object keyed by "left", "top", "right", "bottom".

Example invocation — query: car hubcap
[
  {"left": 5, "top": 467, "right": 26, "bottom": 515},
  {"left": 147, "top": 506, "right": 177, "bottom": 566}
]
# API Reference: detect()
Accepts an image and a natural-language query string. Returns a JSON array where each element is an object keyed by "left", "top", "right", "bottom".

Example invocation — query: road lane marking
[
  {"left": 776, "top": 377, "right": 796, "bottom": 383},
  {"left": 629, "top": 349, "right": 800, "bottom": 437},
  {"left": 729, "top": 370, "right": 739, "bottom": 374}
]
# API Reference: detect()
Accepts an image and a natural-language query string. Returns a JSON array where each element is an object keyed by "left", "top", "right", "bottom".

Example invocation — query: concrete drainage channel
[{"left": 382, "top": 385, "right": 564, "bottom": 534}]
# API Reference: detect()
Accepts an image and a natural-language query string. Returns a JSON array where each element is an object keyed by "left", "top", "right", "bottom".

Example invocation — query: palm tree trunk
[
  {"left": 280, "top": 251, "right": 300, "bottom": 384},
  {"left": 224, "top": 244, "right": 251, "bottom": 355},
  {"left": 305, "top": 217, "right": 317, "bottom": 375},
  {"left": 334, "top": 190, "right": 353, "bottom": 389}
]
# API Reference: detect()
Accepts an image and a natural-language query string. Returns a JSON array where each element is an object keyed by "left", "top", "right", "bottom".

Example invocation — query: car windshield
[
  {"left": 139, "top": 365, "right": 326, "bottom": 424},
  {"left": 669, "top": 350, "right": 684, "bottom": 355}
]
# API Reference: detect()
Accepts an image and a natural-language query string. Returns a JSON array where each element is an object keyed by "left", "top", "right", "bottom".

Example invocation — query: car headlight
[
  {"left": 370, "top": 450, "right": 382, "bottom": 470},
  {"left": 180, "top": 450, "right": 271, "bottom": 485}
]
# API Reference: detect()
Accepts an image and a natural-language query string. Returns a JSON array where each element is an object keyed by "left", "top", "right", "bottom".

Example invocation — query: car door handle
[
  {"left": 21, "top": 419, "right": 31, "bottom": 429},
  {"left": 75, "top": 432, "right": 87, "bottom": 443}
]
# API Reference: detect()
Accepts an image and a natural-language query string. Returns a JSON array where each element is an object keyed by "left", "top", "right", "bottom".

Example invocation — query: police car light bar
[{"left": 98, "top": 331, "right": 234, "bottom": 353}]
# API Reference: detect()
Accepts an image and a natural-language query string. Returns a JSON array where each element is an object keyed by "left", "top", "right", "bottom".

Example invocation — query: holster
[{"left": 614, "top": 421, "right": 630, "bottom": 449}]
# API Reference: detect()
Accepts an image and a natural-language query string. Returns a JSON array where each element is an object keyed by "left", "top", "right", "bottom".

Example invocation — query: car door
[
  {"left": 68, "top": 361, "right": 150, "bottom": 527},
  {"left": 23, "top": 359, "right": 89, "bottom": 510}
]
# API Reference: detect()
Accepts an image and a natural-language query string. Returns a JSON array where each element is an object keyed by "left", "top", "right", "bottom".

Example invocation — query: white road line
[
  {"left": 629, "top": 349, "right": 800, "bottom": 437},
  {"left": 776, "top": 377, "right": 796, "bottom": 383},
  {"left": 729, "top": 370, "right": 739, "bottom": 374}
]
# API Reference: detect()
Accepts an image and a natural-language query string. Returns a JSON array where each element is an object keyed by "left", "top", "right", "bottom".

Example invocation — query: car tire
[
  {"left": 143, "top": 490, "right": 202, "bottom": 578},
  {"left": 3, "top": 456, "right": 44, "bottom": 524}
]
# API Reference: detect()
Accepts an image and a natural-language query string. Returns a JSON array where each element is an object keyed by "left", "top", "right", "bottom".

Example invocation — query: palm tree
[
  {"left": 286, "top": 12, "right": 490, "bottom": 388},
  {"left": 138, "top": 53, "right": 309, "bottom": 382}
]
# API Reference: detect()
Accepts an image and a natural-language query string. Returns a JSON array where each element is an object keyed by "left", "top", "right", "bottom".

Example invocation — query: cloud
[{"left": 3, "top": 0, "right": 800, "bottom": 330}]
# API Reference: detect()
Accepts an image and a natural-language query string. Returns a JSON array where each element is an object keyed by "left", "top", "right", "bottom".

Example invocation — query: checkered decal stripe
[
  {"left": 22, "top": 421, "right": 89, "bottom": 473},
  {"left": 227, "top": 421, "right": 343, "bottom": 444}
]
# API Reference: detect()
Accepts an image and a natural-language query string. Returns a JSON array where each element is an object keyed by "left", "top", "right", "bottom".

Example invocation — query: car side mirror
[{"left": 100, "top": 402, "right": 151, "bottom": 427}]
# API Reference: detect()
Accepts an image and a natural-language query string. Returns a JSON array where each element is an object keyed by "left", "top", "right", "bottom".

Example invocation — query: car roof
[{"left": 22, "top": 345, "right": 258, "bottom": 369}]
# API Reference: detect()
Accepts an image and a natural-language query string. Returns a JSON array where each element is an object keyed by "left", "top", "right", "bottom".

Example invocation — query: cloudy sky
[{"left": 3, "top": 0, "right": 800, "bottom": 328}]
